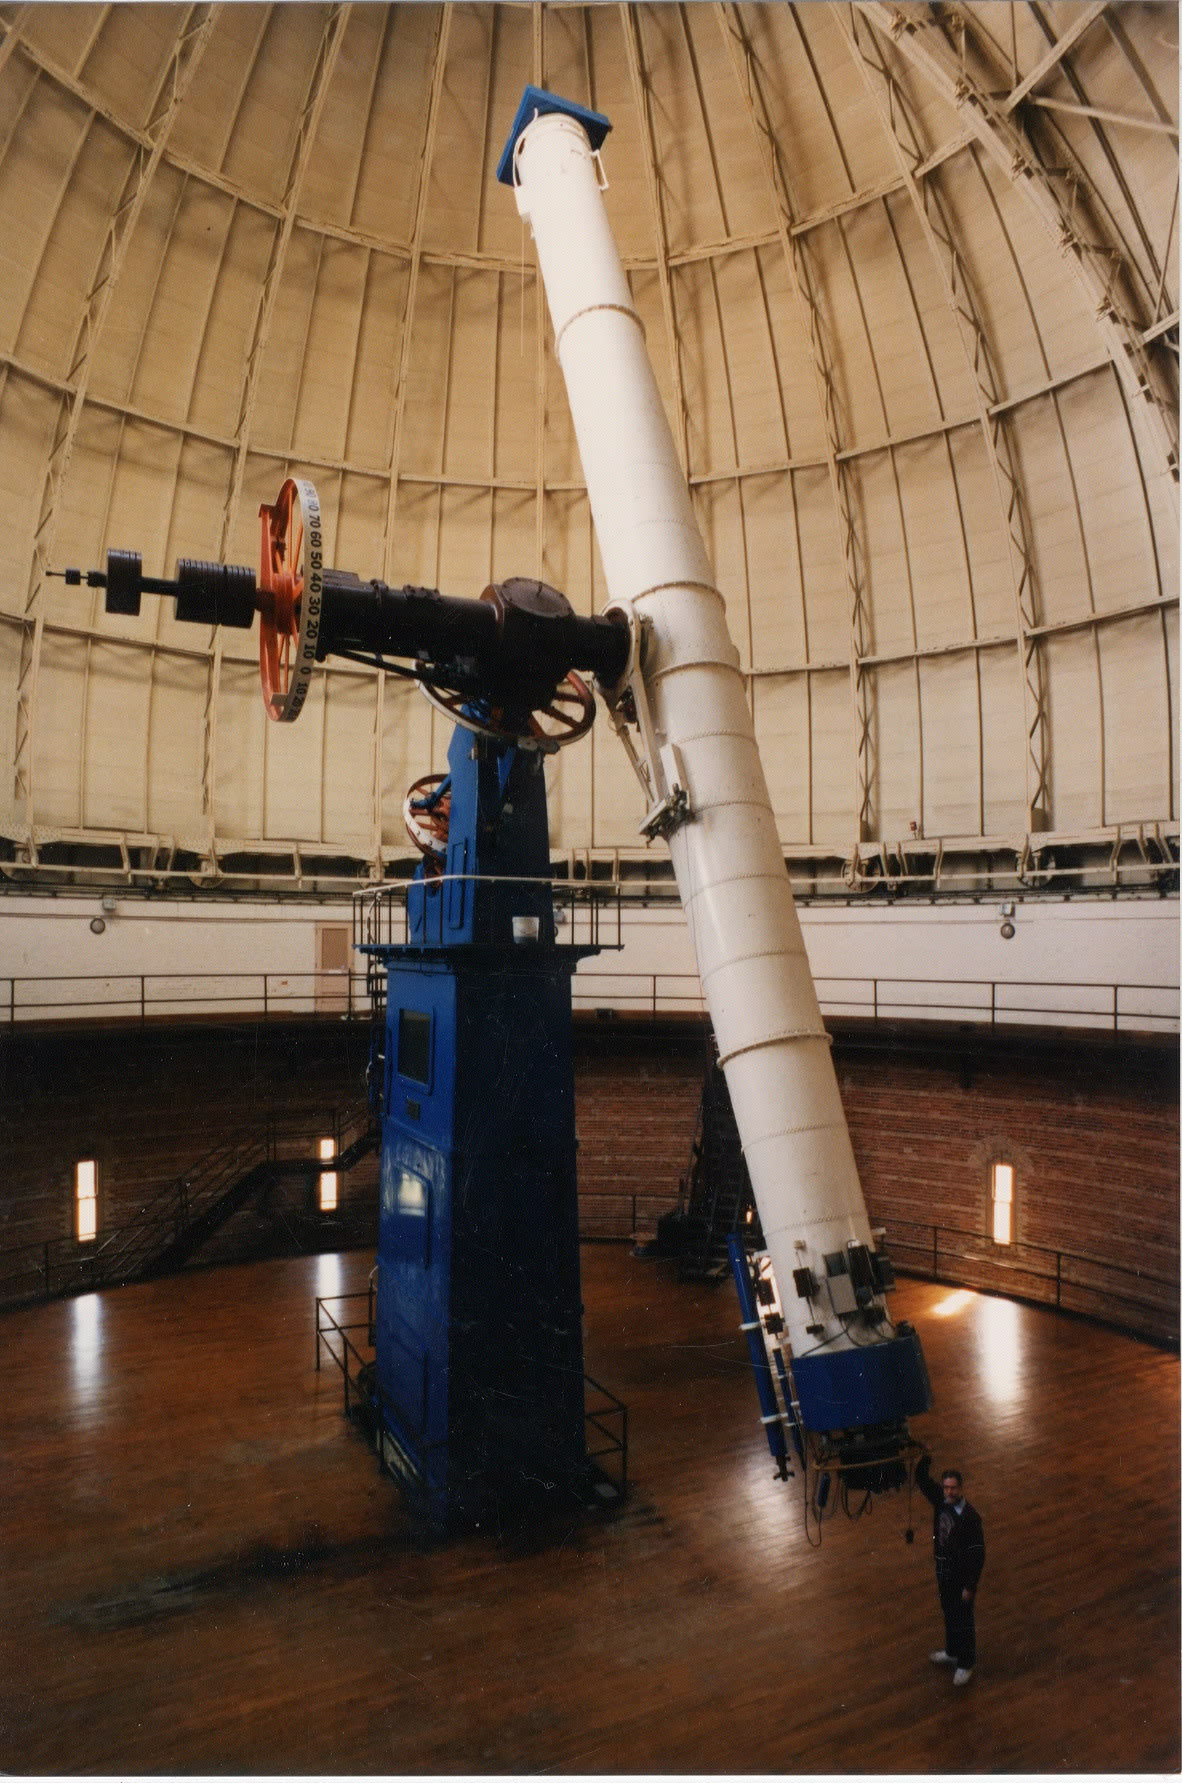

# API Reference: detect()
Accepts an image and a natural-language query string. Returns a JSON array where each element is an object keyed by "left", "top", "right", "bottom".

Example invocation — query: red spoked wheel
[
  {"left": 257, "top": 477, "right": 323, "bottom": 722},
  {"left": 420, "top": 671, "right": 595, "bottom": 753},
  {"left": 403, "top": 772, "right": 451, "bottom": 866}
]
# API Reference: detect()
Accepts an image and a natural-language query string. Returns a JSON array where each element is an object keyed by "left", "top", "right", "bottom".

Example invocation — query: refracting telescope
[{"left": 53, "top": 86, "right": 936, "bottom": 1530}]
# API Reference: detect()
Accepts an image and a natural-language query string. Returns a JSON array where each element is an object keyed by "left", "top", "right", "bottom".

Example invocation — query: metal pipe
[{"left": 505, "top": 93, "right": 929, "bottom": 1436}]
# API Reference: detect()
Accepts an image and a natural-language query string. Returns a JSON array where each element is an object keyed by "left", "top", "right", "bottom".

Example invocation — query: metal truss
[
  {"left": 836, "top": 4, "right": 1051, "bottom": 833},
  {"left": 201, "top": 3, "right": 350, "bottom": 857},
  {"left": 713, "top": 0, "right": 879, "bottom": 845},
  {"left": 856, "top": 1, "right": 1179, "bottom": 483},
  {"left": 10, "top": 2, "right": 219, "bottom": 846}
]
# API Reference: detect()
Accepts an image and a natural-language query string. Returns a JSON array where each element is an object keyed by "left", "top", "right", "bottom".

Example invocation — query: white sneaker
[
  {"left": 929, "top": 1650, "right": 955, "bottom": 1665},
  {"left": 953, "top": 1667, "right": 974, "bottom": 1686}
]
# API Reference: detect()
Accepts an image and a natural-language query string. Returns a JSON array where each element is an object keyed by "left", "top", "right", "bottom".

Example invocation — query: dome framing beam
[{"left": 858, "top": 0, "right": 1179, "bottom": 482}]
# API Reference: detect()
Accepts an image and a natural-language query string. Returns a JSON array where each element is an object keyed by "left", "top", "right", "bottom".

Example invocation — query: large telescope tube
[{"left": 503, "top": 91, "right": 929, "bottom": 1441}]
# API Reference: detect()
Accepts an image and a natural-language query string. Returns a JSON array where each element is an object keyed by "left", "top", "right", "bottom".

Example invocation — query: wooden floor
[{"left": 1, "top": 1249, "right": 1177, "bottom": 1775}]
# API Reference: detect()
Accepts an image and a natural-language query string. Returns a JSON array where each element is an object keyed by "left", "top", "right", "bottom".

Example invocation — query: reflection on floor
[{"left": 3, "top": 1247, "right": 1178, "bottom": 1774}]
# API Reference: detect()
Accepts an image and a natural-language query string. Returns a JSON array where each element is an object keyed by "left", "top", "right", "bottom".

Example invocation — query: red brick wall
[
  {"left": 838, "top": 1028, "right": 1179, "bottom": 1342},
  {"left": 0, "top": 1022, "right": 377, "bottom": 1287},
  {"left": 2, "top": 1015, "right": 1175, "bottom": 1341}
]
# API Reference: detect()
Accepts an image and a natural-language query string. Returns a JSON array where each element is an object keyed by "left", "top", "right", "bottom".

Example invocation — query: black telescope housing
[{"left": 59, "top": 554, "right": 630, "bottom": 715}]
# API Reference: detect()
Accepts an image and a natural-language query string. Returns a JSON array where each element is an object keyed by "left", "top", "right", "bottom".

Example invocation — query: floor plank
[{"left": 1, "top": 1249, "right": 1177, "bottom": 1773}]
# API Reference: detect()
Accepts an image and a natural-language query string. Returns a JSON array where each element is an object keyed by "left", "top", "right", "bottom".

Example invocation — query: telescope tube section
[{"left": 505, "top": 93, "right": 929, "bottom": 1441}]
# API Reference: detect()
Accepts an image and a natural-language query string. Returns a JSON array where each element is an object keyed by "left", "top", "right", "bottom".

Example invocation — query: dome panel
[
  {"left": 165, "top": 6, "right": 273, "bottom": 178},
  {"left": 297, "top": 6, "right": 391, "bottom": 233},
  {"left": 805, "top": 671, "right": 858, "bottom": 846},
  {"left": 756, "top": 676, "right": 815, "bottom": 843},
  {"left": 539, "top": 489, "right": 596, "bottom": 618},
  {"left": 293, "top": 236, "right": 379, "bottom": 468},
  {"left": 421, "top": 4, "right": 503, "bottom": 260},
  {"left": 34, "top": 631, "right": 91, "bottom": 829},
  {"left": 1055, "top": 369, "right": 1166, "bottom": 616},
  {"left": 872, "top": 658, "right": 922, "bottom": 838},
  {"left": 629, "top": 5, "right": 728, "bottom": 257},
  {"left": 918, "top": 652, "right": 988, "bottom": 838},
  {"left": 213, "top": 657, "right": 268, "bottom": 843},
  {"left": 72, "top": 4, "right": 185, "bottom": 127},
  {"left": 184, "top": 203, "right": 276, "bottom": 442},
  {"left": 740, "top": 472, "right": 809, "bottom": 670},
  {"left": 338, "top": 5, "right": 440, "bottom": 247},
  {"left": 345, "top": 252, "right": 409, "bottom": 472},
  {"left": 1098, "top": 612, "right": 1175, "bottom": 826},
  {"left": 892, "top": 436, "right": 984, "bottom": 654},
  {"left": 218, "top": 7, "right": 329, "bottom": 207},
  {"left": 856, "top": 448, "right": 916, "bottom": 659},
  {"left": 144, "top": 652, "right": 208, "bottom": 840},
  {"left": 1044, "top": 629, "right": 1105, "bottom": 832},
  {"left": 1007, "top": 388, "right": 1103, "bottom": 631},
  {"left": 319, "top": 669, "right": 385, "bottom": 853},
  {"left": 791, "top": 464, "right": 852, "bottom": 667},
  {"left": 978, "top": 644, "right": 1028, "bottom": 836}
]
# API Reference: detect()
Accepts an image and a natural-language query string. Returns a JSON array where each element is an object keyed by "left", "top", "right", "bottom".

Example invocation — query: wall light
[
  {"left": 318, "top": 1137, "right": 338, "bottom": 1212},
  {"left": 75, "top": 1159, "right": 98, "bottom": 1242}
]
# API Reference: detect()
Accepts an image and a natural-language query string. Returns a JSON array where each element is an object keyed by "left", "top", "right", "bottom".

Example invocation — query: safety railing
[
  {"left": 1, "top": 965, "right": 1176, "bottom": 1033},
  {"left": 315, "top": 1287, "right": 630, "bottom": 1499},
  {"left": 352, "top": 874, "right": 624, "bottom": 954},
  {"left": 0, "top": 1102, "right": 375, "bottom": 1309},
  {"left": 315, "top": 1288, "right": 376, "bottom": 1419},
  {"left": 872, "top": 1214, "right": 1179, "bottom": 1346}
]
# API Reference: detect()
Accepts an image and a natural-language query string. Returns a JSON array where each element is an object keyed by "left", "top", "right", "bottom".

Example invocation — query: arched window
[
  {"left": 75, "top": 1160, "right": 98, "bottom": 1242},
  {"left": 991, "top": 1161, "right": 1015, "bottom": 1246}
]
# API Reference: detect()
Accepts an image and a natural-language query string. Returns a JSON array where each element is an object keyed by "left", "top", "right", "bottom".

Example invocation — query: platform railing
[
  {"left": 866, "top": 1215, "right": 1179, "bottom": 1347},
  {"left": 0, "top": 1102, "right": 376, "bottom": 1309},
  {"left": 315, "top": 1289, "right": 630, "bottom": 1499},
  {"left": 2, "top": 966, "right": 1176, "bottom": 1033},
  {"left": 352, "top": 874, "right": 624, "bottom": 954}
]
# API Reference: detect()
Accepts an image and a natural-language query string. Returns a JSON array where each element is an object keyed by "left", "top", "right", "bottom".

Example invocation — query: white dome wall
[{"left": 0, "top": 1, "right": 1175, "bottom": 894}]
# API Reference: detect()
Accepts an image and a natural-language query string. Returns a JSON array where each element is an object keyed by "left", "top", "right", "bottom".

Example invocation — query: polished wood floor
[{"left": 1, "top": 1249, "right": 1177, "bottom": 1774}]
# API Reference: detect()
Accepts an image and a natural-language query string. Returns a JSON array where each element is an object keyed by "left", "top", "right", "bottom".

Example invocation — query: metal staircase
[
  {"left": 676, "top": 1044, "right": 762, "bottom": 1279},
  {"left": 0, "top": 1106, "right": 377, "bottom": 1307}
]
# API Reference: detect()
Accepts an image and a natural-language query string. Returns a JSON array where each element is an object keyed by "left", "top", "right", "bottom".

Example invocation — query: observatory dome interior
[{"left": 0, "top": 0, "right": 1176, "bottom": 898}]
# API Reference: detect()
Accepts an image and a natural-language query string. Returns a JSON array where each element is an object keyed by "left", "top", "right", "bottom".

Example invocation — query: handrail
[
  {"left": 0, "top": 966, "right": 1176, "bottom": 1033},
  {"left": 315, "top": 1292, "right": 630, "bottom": 1497},
  {"left": 0, "top": 1100, "right": 376, "bottom": 1307},
  {"left": 872, "top": 1213, "right": 1178, "bottom": 1343}
]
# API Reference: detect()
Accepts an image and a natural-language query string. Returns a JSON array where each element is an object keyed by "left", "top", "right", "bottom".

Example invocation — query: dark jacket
[{"left": 916, "top": 1457, "right": 985, "bottom": 1594}]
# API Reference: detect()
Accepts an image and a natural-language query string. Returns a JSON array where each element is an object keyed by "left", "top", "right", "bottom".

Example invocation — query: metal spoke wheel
[{"left": 258, "top": 477, "right": 324, "bottom": 722}]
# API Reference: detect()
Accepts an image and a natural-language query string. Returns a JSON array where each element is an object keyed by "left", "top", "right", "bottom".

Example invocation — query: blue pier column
[{"left": 366, "top": 725, "right": 602, "bottom": 1527}]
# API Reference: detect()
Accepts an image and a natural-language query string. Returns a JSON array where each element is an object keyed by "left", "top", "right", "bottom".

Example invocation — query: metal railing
[
  {"left": 315, "top": 1288, "right": 376, "bottom": 1419},
  {"left": 1, "top": 966, "right": 1176, "bottom": 1033},
  {"left": 315, "top": 1286, "right": 629, "bottom": 1499},
  {"left": 874, "top": 1214, "right": 1179, "bottom": 1345},
  {"left": 352, "top": 874, "right": 624, "bottom": 953},
  {"left": 1, "top": 1102, "right": 375, "bottom": 1308}
]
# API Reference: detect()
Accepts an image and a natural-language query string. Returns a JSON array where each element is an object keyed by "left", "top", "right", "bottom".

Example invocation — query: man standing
[{"left": 916, "top": 1454, "right": 985, "bottom": 1686}]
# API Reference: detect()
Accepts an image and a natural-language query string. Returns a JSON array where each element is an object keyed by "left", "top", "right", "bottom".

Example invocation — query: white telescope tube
[{"left": 508, "top": 101, "right": 928, "bottom": 1432}]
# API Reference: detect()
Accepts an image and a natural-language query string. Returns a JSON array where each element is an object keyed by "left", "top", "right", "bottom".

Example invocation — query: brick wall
[
  {"left": 0, "top": 1022, "right": 378, "bottom": 1290},
  {"left": 838, "top": 1026, "right": 1179, "bottom": 1342},
  {"left": 1, "top": 1014, "right": 1175, "bottom": 1340}
]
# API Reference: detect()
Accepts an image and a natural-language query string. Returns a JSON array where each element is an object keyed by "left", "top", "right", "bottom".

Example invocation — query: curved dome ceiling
[{"left": 0, "top": 1, "right": 1176, "bottom": 896}]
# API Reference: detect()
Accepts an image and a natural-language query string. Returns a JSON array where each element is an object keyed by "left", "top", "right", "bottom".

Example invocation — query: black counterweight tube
[
  {"left": 61, "top": 552, "right": 631, "bottom": 694},
  {"left": 316, "top": 569, "right": 631, "bottom": 691}
]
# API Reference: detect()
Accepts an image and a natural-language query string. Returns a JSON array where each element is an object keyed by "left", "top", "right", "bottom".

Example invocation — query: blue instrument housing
[
  {"left": 363, "top": 723, "right": 601, "bottom": 1526},
  {"left": 791, "top": 1330, "right": 932, "bottom": 1434}
]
